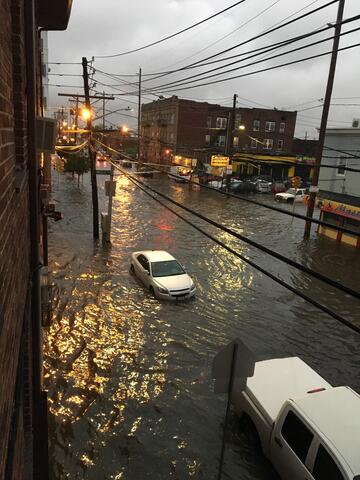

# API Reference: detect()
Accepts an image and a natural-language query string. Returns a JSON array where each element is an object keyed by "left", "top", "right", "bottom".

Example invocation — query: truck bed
[{"left": 245, "top": 357, "right": 331, "bottom": 425}]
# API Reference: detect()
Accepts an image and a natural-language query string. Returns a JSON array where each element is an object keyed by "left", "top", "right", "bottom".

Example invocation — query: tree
[{"left": 63, "top": 153, "right": 90, "bottom": 186}]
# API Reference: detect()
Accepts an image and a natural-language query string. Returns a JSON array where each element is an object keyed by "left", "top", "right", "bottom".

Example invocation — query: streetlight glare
[
  {"left": 81, "top": 107, "right": 91, "bottom": 121},
  {"left": 122, "top": 125, "right": 129, "bottom": 133},
  {"left": 238, "top": 125, "right": 246, "bottom": 131}
]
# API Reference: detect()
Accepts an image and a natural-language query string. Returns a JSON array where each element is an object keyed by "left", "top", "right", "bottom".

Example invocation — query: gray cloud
[{"left": 48, "top": 0, "right": 360, "bottom": 137}]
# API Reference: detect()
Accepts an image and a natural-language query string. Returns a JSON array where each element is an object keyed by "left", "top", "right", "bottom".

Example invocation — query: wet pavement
[{"left": 45, "top": 170, "right": 360, "bottom": 480}]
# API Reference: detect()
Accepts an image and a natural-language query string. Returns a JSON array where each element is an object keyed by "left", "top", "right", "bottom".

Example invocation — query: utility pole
[
  {"left": 75, "top": 96, "right": 79, "bottom": 142},
  {"left": 225, "top": 93, "right": 238, "bottom": 190},
  {"left": 105, "top": 161, "right": 115, "bottom": 243},
  {"left": 82, "top": 56, "right": 99, "bottom": 239},
  {"left": 102, "top": 90, "right": 106, "bottom": 130},
  {"left": 137, "top": 67, "right": 142, "bottom": 167},
  {"left": 304, "top": 0, "right": 345, "bottom": 238}
]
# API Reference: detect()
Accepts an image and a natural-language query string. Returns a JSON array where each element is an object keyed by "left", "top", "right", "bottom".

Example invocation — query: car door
[
  {"left": 271, "top": 408, "right": 315, "bottom": 480},
  {"left": 309, "top": 441, "right": 348, "bottom": 480}
]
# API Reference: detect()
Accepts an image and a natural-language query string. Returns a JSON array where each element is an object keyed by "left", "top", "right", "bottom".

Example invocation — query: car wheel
[
  {"left": 149, "top": 286, "right": 156, "bottom": 297},
  {"left": 129, "top": 264, "right": 135, "bottom": 275}
]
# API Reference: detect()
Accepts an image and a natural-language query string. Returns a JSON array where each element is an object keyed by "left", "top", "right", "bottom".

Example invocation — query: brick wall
[{"left": 0, "top": 0, "right": 31, "bottom": 478}]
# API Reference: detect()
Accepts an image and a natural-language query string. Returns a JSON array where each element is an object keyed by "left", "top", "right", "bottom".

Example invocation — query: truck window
[
  {"left": 313, "top": 444, "right": 344, "bottom": 480},
  {"left": 281, "top": 411, "right": 314, "bottom": 462}
]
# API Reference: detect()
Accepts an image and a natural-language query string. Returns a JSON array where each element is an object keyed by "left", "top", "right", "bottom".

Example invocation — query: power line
[
  {"left": 160, "top": 0, "right": 282, "bottom": 70},
  {"left": 142, "top": 26, "right": 360, "bottom": 93},
  {"left": 146, "top": 42, "right": 360, "bottom": 94},
  {"left": 94, "top": 0, "right": 248, "bottom": 58},
  {"left": 140, "top": 0, "right": 340, "bottom": 84},
  {"left": 107, "top": 160, "right": 360, "bottom": 335},
  {"left": 94, "top": 137, "right": 360, "bottom": 238}
]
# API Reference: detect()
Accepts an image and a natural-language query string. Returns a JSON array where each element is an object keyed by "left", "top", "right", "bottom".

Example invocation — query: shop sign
[
  {"left": 211, "top": 155, "right": 229, "bottom": 167},
  {"left": 321, "top": 199, "right": 360, "bottom": 221}
]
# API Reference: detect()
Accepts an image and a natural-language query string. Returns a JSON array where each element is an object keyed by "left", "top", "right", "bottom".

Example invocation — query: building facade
[
  {"left": 141, "top": 96, "right": 297, "bottom": 165},
  {"left": 0, "top": 1, "right": 72, "bottom": 479},
  {"left": 318, "top": 128, "right": 360, "bottom": 248}
]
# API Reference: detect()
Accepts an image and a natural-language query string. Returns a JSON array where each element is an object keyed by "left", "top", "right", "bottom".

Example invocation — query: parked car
[
  {"left": 130, "top": 250, "right": 196, "bottom": 300},
  {"left": 232, "top": 356, "right": 360, "bottom": 480},
  {"left": 234, "top": 181, "right": 256, "bottom": 194},
  {"left": 275, "top": 188, "right": 308, "bottom": 203},
  {"left": 272, "top": 181, "right": 287, "bottom": 193},
  {"left": 251, "top": 179, "right": 271, "bottom": 193}
]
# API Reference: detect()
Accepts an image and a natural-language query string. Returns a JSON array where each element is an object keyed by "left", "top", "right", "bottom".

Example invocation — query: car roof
[
  {"left": 138, "top": 250, "right": 175, "bottom": 262},
  {"left": 292, "top": 386, "right": 360, "bottom": 474}
]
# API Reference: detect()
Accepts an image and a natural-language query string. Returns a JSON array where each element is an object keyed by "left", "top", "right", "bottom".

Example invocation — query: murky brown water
[{"left": 45, "top": 171, "right": 360, "bottom": 480}]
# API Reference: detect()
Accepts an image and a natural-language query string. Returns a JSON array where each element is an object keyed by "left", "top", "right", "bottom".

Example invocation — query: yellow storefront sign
[{"left": 211, "top": 155, "right": 229, "bottom": 167}]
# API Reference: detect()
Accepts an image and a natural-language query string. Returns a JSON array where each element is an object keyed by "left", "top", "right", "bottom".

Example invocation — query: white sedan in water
[{"left": 130, "top": 250, "right": 196, "bottom": 300}]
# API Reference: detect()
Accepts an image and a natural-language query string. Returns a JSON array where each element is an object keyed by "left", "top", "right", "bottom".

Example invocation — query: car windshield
[
  {"left": 151, "top": 260, "right": 185, "bottom": 277},
  {"left": 286, "top": 188, "right": 296, "bottom": 195}
]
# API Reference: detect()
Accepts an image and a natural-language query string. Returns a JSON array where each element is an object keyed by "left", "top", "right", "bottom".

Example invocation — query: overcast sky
[{"left": 48, "top": 0, "right": 360, "bottom": 138}]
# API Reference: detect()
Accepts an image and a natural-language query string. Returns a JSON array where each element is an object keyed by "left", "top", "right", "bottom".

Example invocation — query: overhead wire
[
  {"left": 106, "top": 159, "right": 360, "bottom": 335},
  {"left": 140, "top": 25, "right": 360, "bottom": 93},
  {"left": 138, "top": 0, "right": 340, "bottom": 84},
  {"left": 93, "top": 137, "right": 360, "bottom": 238},
  {"left": 94, "top": 0, "right": 248, "bottom": 58},
  {"left": 144, "top": 42, "right": 360, "bottom": 94}
]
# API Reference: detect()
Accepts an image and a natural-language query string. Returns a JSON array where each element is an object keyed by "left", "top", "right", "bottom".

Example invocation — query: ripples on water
[{"left": 45, "top": 173, "right": 360, "bottom": 479}]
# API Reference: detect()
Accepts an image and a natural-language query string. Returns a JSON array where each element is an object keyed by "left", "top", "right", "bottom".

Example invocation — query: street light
[
  {"left": 121, "top": 125, "right": 129, "bottom": 134},
  {"left": 81, "top": 107, "right": 92, "bottom": 121}
]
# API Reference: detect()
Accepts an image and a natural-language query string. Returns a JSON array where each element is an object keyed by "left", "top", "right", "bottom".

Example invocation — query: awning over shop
[{"left": 320, "top": 199, "right": 360, "bottom": 221}]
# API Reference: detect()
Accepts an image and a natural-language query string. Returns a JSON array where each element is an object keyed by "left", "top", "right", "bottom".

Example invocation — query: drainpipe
[{"left": 24, "top": 0, "right": 44, "bottom": 478}]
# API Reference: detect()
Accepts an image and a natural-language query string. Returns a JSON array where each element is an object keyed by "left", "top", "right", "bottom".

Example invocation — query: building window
[
  {"left": 251, "top": 138, "right": 258, "bottom": 149},
  {"left": 263, "top": 139, "right": 273, "bottom": 150},
  {"left": 277, "top": 139, "right": 284, "bottom": 151},
  {"left": 205, "top": 134, "right": 211, "bottom": 145},
  {"left": 207, "top": 116, "right": 212, "bottom": 128},
  {"left": 279, "top": 122, "right": 286, "bottom": 133},
  {"left": 218, "top": 135, "right": 226, "bottom": 146},
  {"left": 233, "top": 136, "right": 239, "bottom": 147},
  {"left": 337, "top": 157, "right": 346, "bottom": 176},
  {"left": 216, "top": 117, "right": 227, "bottom": 129},
  {"left": 265, "top": 121, "right": 276, "bottom": 132},
  {"left": 170, "top": 132, "right": 174, "bottom": 142},
  {"left": 170, "top": 113, "right": 175, "bottom": 125},
  {"left": 253, "top": 120, "right": 260, "bottom": 131}
]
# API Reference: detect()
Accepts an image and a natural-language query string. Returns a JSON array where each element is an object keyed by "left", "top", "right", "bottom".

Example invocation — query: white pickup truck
[{"left": 232, "top": 357, "right": 360, "bottom": 480}]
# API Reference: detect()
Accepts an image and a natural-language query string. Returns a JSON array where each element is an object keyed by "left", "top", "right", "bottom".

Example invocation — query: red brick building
[
  {"left": 0, "top": 1, "right": 72, "bottom": 479},
  {"left": 141, "top": 96, "right": 297, "bottom": 164}
]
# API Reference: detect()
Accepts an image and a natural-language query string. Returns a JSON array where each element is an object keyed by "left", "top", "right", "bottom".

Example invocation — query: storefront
[{"left": 318, "top": 199, "right": 360, "bottom": 248}]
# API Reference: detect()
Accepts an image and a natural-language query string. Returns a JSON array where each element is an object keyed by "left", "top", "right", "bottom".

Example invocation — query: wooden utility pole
[
  {"left": 225, "top": 93, "right": 238, "bottom": 190},
  {"left": 82, "top": 56, "right": 99, "bottom": 239},
  {"left": 137, "top": 67, "right": 142, "bottom": 166},
  {"left": 105, "top": 162, "right": 115, "bottom": 243},
  {"left": 304, "top": 0, "right": 345, "bottom": 238},
  {"left": 102, "top": 90, "right": 106, "bottom": 130}
]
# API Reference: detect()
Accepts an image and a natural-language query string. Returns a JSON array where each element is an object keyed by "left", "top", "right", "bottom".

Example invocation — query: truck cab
[{"left": 232, "top": 357, "right": 360, "bottom": 480}]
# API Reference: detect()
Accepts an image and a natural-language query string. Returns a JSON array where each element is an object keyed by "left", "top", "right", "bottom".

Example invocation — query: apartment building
[{"left": 141, "top": 96, "right": 297, "bottom": 164}]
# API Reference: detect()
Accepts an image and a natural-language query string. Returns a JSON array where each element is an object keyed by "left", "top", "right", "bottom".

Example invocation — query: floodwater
[{"left": 45, "top": 170, "right": 360, "bottom": 480}]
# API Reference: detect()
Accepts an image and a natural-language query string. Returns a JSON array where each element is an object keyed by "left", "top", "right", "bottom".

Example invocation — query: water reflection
[{"left": 45, "top": 173, "right": 359, "bottom": 479}]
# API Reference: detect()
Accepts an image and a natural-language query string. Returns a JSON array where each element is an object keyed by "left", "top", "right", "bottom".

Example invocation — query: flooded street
[{"left": 45, "top": 171, "right": 360, "bottom": 480}]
